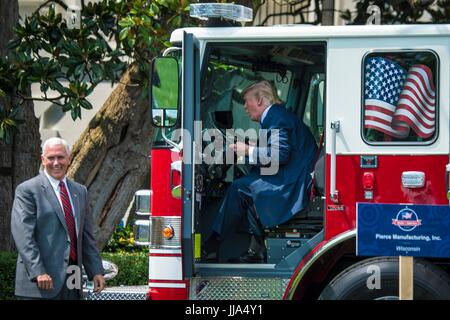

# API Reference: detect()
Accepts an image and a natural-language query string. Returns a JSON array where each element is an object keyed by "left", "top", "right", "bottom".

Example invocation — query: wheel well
[
  {"left": 290, "top": 235, "right": 450, "bottom": 300},
  {"left": 290, "top": 234, "right": 359, "bottom": 300}
]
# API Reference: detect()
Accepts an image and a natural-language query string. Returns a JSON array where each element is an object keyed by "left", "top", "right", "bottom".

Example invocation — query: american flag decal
[{"left": 364, "top": 57, "right": 436, "bottom": 139}]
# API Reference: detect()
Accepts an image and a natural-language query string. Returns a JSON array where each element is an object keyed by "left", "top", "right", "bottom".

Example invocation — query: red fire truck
[{"left": 134, "top": 4, "right": 450, "bottom": 300}]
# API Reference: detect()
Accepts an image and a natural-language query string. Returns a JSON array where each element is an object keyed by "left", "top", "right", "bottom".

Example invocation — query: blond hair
[{"left": 241, "top": 80, "right": 283, "bottom": 105}]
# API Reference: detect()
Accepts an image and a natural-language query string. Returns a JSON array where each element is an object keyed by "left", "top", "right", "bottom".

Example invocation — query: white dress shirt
[
  {"left": 44, "top": 170, "right": 79, "bottom": 235},
  {"left": 248, "top": 105, "right": 273, "bottom": 163}
]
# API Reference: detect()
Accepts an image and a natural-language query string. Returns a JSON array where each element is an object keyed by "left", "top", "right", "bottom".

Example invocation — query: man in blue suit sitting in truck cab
[{"left": 203, "top": 80, "right": 318, "bottom": 263}]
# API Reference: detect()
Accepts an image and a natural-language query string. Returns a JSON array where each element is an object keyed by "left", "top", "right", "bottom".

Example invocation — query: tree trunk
[
  {"left": 322, "top": 0, "right": 335, "bottom": 25},
  {"left": 0, "top": 0, "right": 41, "bottom": 252},
  {"left": 67, "top": 64, "right": 154, "bottom": 250}
]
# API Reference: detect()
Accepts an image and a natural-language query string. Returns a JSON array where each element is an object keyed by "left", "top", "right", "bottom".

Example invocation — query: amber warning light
[{"left": 162, "top": 225, "right": 175, "bottom": 240}]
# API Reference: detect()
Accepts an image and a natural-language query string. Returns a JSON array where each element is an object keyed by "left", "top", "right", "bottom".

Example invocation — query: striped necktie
[{"left": 59, "top": 181, "right": 77, "bottom": 262}]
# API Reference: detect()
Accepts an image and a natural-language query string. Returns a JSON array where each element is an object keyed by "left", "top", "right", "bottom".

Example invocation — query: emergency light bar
[{"left": 190, "top": 3, "right": 253, "bottom": 22}]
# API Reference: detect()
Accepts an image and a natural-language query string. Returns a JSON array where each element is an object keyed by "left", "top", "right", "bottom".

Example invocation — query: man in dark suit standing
[
  {"left": 204, "top": 80, "right": 317, "bottom": 263},
  {"left": 11, "top": 137, "right": 105, "bottom": 299}
]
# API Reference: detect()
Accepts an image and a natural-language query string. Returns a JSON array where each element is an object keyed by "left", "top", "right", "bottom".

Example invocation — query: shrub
[
  {"left": 0, "top": 250, "right": 147, "bottom": 300},
  {"left": 100, "top": 251, "right": 148, "bottom": 287},
  {"left": 103, "top": 225, "right": 147, "bottom": 253},
  {"left": 0, "top": 251, "right": 17, "bottom": 300}
]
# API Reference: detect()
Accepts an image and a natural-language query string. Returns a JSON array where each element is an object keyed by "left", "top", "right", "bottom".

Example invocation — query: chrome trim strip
[
  {"left": 196, "top": 263, "right": 277, "bottom": 269},
  {"left": 149, "top": 282, "right": 186, "bottom": 288},
  {"left": 150, "top": 249, "right": 182, "bottom": 254}
]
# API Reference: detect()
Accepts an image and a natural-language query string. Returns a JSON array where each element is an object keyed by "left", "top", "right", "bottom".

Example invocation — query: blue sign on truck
[{"left": 357, "top": 203, "right": 450, "bottom": 258}]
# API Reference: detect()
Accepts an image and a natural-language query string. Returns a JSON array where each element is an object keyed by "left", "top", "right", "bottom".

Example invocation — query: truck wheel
[{"left": 318, "top": 257, "right": 450, "bottom": 300}]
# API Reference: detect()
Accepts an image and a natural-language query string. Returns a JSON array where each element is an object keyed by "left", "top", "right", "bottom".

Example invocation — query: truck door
[{"left": 181, "top": 31, "right": 200, "bottom": 278}]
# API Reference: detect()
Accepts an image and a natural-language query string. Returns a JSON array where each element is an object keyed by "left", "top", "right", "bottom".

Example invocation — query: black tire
[{"left": 319, "top": 257, "right": 450, "bottom": 300}]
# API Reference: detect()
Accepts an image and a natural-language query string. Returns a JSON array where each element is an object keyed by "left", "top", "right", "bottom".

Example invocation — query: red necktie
[{"left": 59, "top": 181, "right": 77, "bottom": 262}]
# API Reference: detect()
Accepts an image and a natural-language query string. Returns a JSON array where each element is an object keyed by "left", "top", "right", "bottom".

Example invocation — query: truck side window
[{"left": 362, "top": 51, "right": 438, "bottom": 144}]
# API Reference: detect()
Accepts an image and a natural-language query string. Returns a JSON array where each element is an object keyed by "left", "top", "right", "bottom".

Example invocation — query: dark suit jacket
[
  {"left": 11, "top": 172, "right": 104, "bottom": 298},
  {"left": 247, "top": 104, "right": 317, "bottom": 227}
]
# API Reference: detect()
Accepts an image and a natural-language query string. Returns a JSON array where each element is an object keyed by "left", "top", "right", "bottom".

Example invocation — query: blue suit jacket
[{"left": 247, "top": 104, "right": 317, "bottom": 227}]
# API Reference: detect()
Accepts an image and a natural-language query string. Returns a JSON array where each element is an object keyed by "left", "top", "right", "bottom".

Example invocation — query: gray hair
[{"left": 42, "top": 137, "right": 71, "bottom": 155}]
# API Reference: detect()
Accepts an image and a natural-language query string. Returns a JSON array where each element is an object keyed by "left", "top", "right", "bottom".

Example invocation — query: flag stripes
[{"left": 364, "top": 57, "right": 436, "bottom": 139}]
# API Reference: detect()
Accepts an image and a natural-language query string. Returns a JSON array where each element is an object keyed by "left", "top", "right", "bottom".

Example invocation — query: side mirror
[{"left": 150, "top": 57, "right": 180, "bottom": 127}]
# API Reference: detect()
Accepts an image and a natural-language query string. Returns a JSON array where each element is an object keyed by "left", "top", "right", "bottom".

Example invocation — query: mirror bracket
[{"left": 162, "top": 128, "right": 182, "bottom": 152}]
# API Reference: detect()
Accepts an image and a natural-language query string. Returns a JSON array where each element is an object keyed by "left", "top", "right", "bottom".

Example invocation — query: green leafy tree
[
  {"left": 0, "top": 0, "right": 268, "bottom": 251},
  {"left": 0, "top": 0, "right": 193, "bottom": 249},
  {"left": 0, "top": 0, "right": 40, "bottom": 251},
  {"left": 341, "top": 0, "right": 450, "bottom": 24},
  {"left": 0, "top": 0, "right": 267, "bottom": 250}
]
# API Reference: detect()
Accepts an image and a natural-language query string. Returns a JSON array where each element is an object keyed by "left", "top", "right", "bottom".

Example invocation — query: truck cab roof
[{"left": 170, "top": 24, "right": 450, "bottom": 43}]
